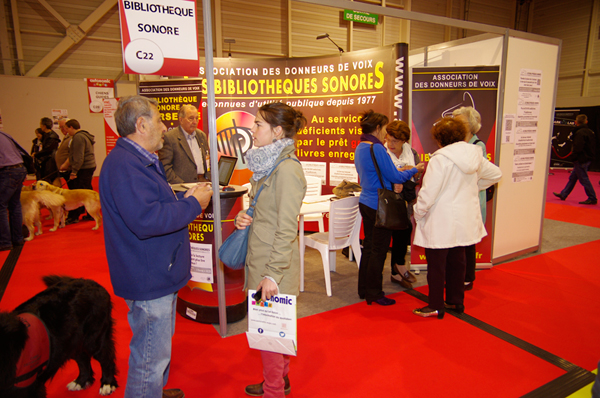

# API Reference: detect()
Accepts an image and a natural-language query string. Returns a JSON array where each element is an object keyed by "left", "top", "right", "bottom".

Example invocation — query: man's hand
[
  {"left": 416, "top": 162, "right": 425, "bottom": 173},
  {"left": 393, "top": 183, "right": 403, "bottom": 193},
  {"left": 185, "top": 183, "right": 213, "bottom": 209}
]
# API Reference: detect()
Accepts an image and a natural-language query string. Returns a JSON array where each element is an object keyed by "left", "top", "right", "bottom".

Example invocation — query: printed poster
[
  {"left": 51, "top": 109, "right": 68, "bottom": 131},
  {"left": 87, "top": 78, "right": 115, "bottom": 113}
]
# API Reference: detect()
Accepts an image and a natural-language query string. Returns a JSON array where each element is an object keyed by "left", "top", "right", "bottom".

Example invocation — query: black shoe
[
  {"left": 553, "top": 192, "right": 565, "bottom": 201},
  {"left": 245, "top": 375, "right": 290, "bottom": 396},
  {"left": 65, "top": 217, "right": 79, "bottom": 225},
  {"left": 366, "top": 296, "right": 396, "bottom": 306},
  {"left": 444, "top": 302, "right": 465, "bottom": 314},
  {"left": 579, "top": 199, "right": 598, "bottom": 205},
  {"left": 464, "top": 282, "right": 473, "bottom": 291},
  {"left": 0, "top": 245, "right": 13, "bottom": 252},
  {"left": 81, "top": 215, "right": 95, "bottom": 221}
]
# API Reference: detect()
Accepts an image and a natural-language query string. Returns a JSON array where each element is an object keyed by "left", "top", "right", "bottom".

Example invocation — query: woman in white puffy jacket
[{"left": 412, "top": 117, "right": 502, "bottom": 319}]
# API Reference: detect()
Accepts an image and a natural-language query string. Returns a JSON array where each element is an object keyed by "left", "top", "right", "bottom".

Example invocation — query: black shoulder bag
[
  {"left": 473, "top": 139, "right": 495, "bottom": 202},
  {"left": 370, "top": 145, "right": 410, "bottom": 230}
]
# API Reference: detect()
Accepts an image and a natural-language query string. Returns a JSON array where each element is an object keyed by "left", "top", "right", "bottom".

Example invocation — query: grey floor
[{"left": 217, "top": 218, "right": 600, "bottom": 337}]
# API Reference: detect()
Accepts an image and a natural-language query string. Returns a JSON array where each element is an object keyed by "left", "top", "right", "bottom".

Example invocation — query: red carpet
[
  {"left": 545, "top": 202, "right": 600, "bottom": 228},
  {"left": 1, "top": 174, "right": 598, "bottom": 397}
]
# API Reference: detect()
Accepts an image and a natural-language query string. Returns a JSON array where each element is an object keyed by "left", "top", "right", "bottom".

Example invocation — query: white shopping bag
[{"left": 246, "top": 290, "right": 297, "bottom": 356}]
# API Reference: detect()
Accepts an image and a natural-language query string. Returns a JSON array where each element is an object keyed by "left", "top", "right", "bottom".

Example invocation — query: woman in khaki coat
[{"left": 235, "top": 102, "right": 307, "bottom": 398}]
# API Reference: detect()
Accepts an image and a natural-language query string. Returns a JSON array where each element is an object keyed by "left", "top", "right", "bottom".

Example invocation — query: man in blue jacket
[{"left": 100, "top": 96, "right": 212, "bottom": 398}]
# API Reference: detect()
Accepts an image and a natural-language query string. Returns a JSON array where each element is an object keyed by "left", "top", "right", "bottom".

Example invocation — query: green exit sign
[{"left": 343, "top": 9, "right": 379, "bottom": 25}]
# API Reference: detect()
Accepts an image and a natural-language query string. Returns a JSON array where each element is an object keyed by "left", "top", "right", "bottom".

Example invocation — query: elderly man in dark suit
[{"left": 158, "top": 104, "right": 209, "bottom": 184}]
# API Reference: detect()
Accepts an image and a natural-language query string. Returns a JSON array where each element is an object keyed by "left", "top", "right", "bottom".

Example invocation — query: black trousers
[
  {"left": 425, "top": 246, "right": 466, "bottom": 311},
  {"left": 67, "top": 167, "right": 95, "bottom": 219},
  {"left": 465, "top": 244, "right": 477, "bottom": 283},
  {"left": 358, "top": 203, "right": 395, "bottom": 302},
  {"left": 390, "top": 222, "right": 413, "bottom": 274}
]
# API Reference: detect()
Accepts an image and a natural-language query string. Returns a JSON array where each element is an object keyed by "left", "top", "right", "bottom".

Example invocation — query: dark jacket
[
  {"left": 69, "top": 130, "right": 96, "bottom": 174},
  {"left": 36, "top": 130, "right": 60, "bottom": 181},
  {"left": 158, "top": 127, "right": 209, "bottom": 184},
  {"left": 571, "top": 124, "right": 596, "bottom": 164},
  {"left": 99, "top": 138, "right": 204, "bottom": 300},
  {"left": 35, "top": 130, "right": 60, "bottom": 161}
]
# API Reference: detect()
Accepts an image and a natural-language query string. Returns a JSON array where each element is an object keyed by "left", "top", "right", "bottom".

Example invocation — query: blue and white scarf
[{"left": 246, "top": 138, "right": 294, "bottom": 181}]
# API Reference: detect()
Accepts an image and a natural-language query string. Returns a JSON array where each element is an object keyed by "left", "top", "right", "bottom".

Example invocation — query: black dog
[{"left": 0, "top": 275, "right": 118, "bottom": 397}]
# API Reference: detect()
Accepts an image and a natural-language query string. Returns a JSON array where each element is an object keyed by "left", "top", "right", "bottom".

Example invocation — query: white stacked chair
[
  {"left": 302, "top": 175, "right": 325, "bottom": 232},
  {"left": 300, "top": 196, "right": 362, "bottom": 296}
]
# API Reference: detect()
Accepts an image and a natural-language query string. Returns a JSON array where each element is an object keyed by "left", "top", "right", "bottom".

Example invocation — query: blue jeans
[
  {"left": 561, "top": 161, "right": 597, "bottom": 201},
  {"left": 0, "top": 166, "right": 27, "bottom": 248},
  {"left": 124, "top": 293, "right": 177, "bottom": 398}
]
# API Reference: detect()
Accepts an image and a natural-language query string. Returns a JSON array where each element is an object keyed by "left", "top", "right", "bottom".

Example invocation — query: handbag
[
  {"left": 370, "top": 145, "right": 410, "bottom": 230},
  {"left": 219, "top": 157, "right": 300, "bottom": 270},
  {"left": 473, "top": 139, "right": 495, "bottom": 202}
]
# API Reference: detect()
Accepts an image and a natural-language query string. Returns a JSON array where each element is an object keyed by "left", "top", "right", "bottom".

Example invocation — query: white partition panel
[{"left": 492, "top": 37, "right": 560, "bottom": 262}]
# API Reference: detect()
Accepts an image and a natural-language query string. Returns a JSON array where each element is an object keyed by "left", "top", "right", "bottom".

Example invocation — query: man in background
[
  {"left": 55, "top": 118, "right": 72, "bottom": 187},
  {"left": 100, "top": 96, "right": 212, "bottom": 398},
  {"left": 0, "top": 131, "right": 28, "bottom": 251},
  {"left": 158, "top": 104, "right": 209, "bottom": 184},
  {"left": 61, "top": 119, "right": 96, "bottom": 224},
  {"left": 553, "top": 114, "right": 597, "bottom": 205},
  {"left": 35, "top": 117, "right": 60, "bottom": 185}
]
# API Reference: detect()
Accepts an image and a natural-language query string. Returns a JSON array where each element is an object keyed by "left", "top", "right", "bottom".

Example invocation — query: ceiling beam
[
  {"left": 36, "top": 0, "right": 69, "bottom": 28},
  {"left": 26, "top": 0, "right": 117, "bottom": 77},
  {"left": 10, "top": 0, "right": 24, "bottom": 75},
  {"left": 0, "top": 0, "right": 13, "bottom": 74}
]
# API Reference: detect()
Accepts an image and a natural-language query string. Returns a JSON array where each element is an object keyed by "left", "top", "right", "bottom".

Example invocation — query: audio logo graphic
[{"left": 216, "top": 111, "right": 255, "bottom": 166}]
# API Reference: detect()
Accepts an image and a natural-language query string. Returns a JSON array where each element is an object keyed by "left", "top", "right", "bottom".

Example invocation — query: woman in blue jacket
[{"left": 354, "top": 110, "right": 424, "bottom": 305}]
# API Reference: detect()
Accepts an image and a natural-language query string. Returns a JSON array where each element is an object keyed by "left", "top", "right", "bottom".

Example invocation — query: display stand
[{"left": 176, "top": 185, "right": 248, "bottom": 324}]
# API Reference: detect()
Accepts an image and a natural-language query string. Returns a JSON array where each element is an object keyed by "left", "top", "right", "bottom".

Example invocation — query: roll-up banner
[
  {"left": 118, "top": 0, "right": 199, "bottom": 76},
  {"left": 411, "top": 66, "right": 499, "bottom": 266},
  {"left": 198, "top": 43, "right": 409, "bottom": 189},
  {"left": 138, "top": 79, "right": 203, "bottom": 130}
]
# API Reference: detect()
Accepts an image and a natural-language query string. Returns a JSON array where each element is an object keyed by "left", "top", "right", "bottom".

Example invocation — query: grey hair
[
  {"left": 114, "top": 96, "right": 159, "bottom": 137},
  {"left": 452, "top": 106, "right": 481, "bottom": 134},
  {"left": 178, "top": 104, "right": 198, "bottom": 121}
]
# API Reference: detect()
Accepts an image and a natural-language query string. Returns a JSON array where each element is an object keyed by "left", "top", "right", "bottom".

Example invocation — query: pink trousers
[{"left": 260, "top": 350, "right": 290, "bottom": 398}]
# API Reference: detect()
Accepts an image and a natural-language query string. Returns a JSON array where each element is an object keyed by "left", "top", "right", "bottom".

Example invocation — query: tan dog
[
  {"left": 33, "top": 180, "right": 102, "bottom": 230},
  {"left": 20, "top": 190, "right": 66, "bottom": 240}
]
